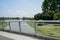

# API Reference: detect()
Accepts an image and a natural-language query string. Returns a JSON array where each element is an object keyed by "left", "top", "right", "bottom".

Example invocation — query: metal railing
[
  {"left": 0, "top": 20, "right": 60, "bottom": 40},
  {"left": 0, "top": 20, "right": 60, "bottom": 32}
]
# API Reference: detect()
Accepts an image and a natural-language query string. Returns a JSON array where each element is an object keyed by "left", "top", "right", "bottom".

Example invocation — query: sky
[{"left": 0, "top": 0, "right": 44, "bottom": 18}]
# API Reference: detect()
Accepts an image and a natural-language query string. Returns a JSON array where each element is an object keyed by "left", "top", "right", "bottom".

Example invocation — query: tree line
[
  {"left": 0, "top": 17, "right": 20, "bottom": 20},
  {"left": 22, "top": 17, "right": 34, "bottom": 20}
]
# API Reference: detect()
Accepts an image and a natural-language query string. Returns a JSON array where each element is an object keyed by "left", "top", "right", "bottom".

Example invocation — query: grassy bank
[
  {"left": 28, "top": 22, "right": 60, "bottom": 38},
  {"left": 0, "top": 22, "right": 8, "bottom": 29}
]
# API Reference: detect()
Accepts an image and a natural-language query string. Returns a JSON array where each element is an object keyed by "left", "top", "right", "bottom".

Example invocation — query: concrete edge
[{"left": 0, "top": 30, "right": 60, "bottom": 40}]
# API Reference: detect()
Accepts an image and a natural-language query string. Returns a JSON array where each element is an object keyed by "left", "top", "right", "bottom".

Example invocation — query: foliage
[
  {"left": 34, "top": 11, "right": 55, "bottom": 20},
  {"left": 42, "top": 11, "right": 55, "bottom": 20},
  {"left": 42, "top": 0, "right": 60, "bottom": 13},
  {"left": 22, "top": 17, "right": 34, "bottom": 20},
  {"left": 34, "top": 13, "right": 42, "bottom": 20},
  {"left": 0, "top": 17, "right": 20, "bottom": 20},
  {"left": 34, "top": 0, "right": 60, "bottom": 20},
  {"left": 54, "top": 12, "right": 60, "bottom": 20}
]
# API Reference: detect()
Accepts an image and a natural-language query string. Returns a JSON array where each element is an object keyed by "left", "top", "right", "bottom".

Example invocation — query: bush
[
  {"left": 42, "top": 11, "right": 55, "bottom": 20},
  {"left": 54, "top": 12, "right": 60, "bottom": 20},
  {"left": 34, "top": 11, "right": 55, "bottom": 20},
  {"left": 34, "top": 13, "right": 42, "bottom": 20}
]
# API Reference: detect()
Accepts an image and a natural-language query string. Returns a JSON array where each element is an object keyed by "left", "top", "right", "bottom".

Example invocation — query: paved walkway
[{"left": 0, "top": 31, "right": 42, "bottom": 40}]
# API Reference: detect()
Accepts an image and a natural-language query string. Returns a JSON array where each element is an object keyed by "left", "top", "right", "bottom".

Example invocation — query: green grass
[
  {"left": 0, "top": 22, "right": 8, "bottom": 29},
  {"left": 28, "top": 22, "right": 60, "bottom": 38},
  {"left": 28, "top": 22, "right": 34, "bottom": 27}
]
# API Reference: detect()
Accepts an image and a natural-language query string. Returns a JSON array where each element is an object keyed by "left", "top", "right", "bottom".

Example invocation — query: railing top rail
[{"left": 0, "top": 20, "right": 60, "bottom": 22}]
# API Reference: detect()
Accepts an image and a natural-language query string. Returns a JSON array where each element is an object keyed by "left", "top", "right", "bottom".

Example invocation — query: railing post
[
  {"left": 2, "top": 22, "right": 4, "bottom": 30},
  {"left": 19, "top": 21, "right": 21, "bottom": 32},
  {"left": 34, "top": 21, "right": 37, "bottom": 35},
  {"left": 9, "top": 22, "right": 11, "bottom": 31}
]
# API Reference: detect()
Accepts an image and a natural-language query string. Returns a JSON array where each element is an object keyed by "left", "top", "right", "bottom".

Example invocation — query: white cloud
[
  {"left": 15, "top": 10, "right": 31, "bottom": 17},
  {"left": 6, "top": 8, "right": 41, "bottom": 17}
]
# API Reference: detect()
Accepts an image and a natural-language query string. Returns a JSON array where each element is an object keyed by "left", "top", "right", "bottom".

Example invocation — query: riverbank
[
  {"left": 0, "top": 22, "right": 8, "bottom": 29},
  {"left": 28, "top": 22, "right": 60, "bottom": 38}
]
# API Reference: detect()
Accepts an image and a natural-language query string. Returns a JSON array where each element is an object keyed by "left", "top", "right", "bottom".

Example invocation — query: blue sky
[{"left": 0, "top": 0, "right": 44, "bottom": 18}]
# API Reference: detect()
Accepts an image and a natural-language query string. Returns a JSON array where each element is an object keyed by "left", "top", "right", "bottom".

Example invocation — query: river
[{"left": 4, "top": 20, "right": 35, "bottom": 34}]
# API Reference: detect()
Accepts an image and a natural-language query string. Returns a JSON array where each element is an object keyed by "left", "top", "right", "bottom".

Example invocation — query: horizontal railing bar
[{"left": 0, "top": 20, "right": 60, "bottom": 23}]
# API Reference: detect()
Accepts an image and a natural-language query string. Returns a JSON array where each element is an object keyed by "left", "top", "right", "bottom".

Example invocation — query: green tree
[
  {"left": 42, "top": 0, "right": 60, "bottom": 13},
  {"left": 34, "top": 13, "right": 42, "bottom": 20},
  {"left": 42, "top": 11, "right": 55, "bottom": 20},
  {"left": 34, "top": 0, "right": 60, "bottom": 20}
]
